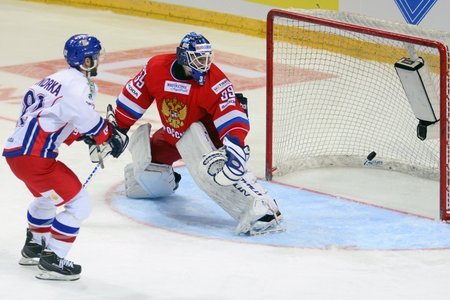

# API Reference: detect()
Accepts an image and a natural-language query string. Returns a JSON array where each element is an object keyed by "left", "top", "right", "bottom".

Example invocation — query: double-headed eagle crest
[{"left": 161, "top": 98, "right": 187, "bottom": 129}]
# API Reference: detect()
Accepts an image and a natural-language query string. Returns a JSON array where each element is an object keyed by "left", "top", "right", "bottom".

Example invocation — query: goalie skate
[
  {"left": 232, "top": 173, "right": 285, "bottom": 236},
  {"left": 238, "top": 209, "right": 285, "bottom": 236},
  {"left": 176, "top": 122, "right": 286, "bottom": 235},
  {"left": 247, "top": 212, "right": 285, "bottom": 236}
]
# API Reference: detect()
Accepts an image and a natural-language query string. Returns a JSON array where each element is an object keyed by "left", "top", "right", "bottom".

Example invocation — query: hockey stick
[
  {"left": 95, "top": 145, "right": 105, "bottom": 169},
  {"left": 82, "top": 162, "right": 102, "bottom": 188}
]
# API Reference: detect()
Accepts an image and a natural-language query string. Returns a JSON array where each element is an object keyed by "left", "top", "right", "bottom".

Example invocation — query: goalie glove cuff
[
  {"left": 222, "top": 135, "right": 250, "bottom": 172},
  {"left": 201, "top": 136, "right": 250, "bottom": 186}
]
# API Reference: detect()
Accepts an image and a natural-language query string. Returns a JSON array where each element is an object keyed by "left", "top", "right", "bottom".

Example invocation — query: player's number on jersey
[
  {"left": 221, "top": 86, "right": 235, "bottom": 101},
  {"left": 134, "top": 68, "right": 146, "bottom": 89},
  {"left": 18, "top": 90, "right": 45, "bottom": 126}
]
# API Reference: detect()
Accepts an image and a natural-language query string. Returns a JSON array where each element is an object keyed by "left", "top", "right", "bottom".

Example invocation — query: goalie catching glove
[
  {"left": 203, "top": 135, "right": 250, "bottom": 186},
  {"left": 87, "top": 104, "right": 129, "bottom": 163}
]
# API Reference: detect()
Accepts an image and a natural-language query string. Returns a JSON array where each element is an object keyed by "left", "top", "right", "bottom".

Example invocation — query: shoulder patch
[
  {"left": 126, "top": 81, "right": 142, "bottom": 99},
  {"left": 212, "top": 78, "right": 232, "bottom": 95},
  {"left": 164, "top": 81, "right": 191, "bottom": 95}
]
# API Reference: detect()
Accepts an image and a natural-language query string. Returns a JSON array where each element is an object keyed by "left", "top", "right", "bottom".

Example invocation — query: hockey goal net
[{"left": 266, "top": 9, "right": 450, "bottom": 221}]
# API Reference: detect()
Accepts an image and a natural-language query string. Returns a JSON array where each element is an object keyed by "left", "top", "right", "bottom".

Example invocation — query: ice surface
[{"left": 1, "top": 1, "right": 450, "bottom": 299}]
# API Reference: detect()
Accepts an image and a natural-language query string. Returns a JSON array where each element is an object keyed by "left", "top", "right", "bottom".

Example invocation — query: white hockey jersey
[{"left": 3, "top": 68, "right": 106, "bottom": 159}]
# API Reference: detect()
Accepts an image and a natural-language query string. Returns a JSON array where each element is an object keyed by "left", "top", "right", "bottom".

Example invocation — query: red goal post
[{"left": 265, "top": 9, "right": 450, "bottom": 221}]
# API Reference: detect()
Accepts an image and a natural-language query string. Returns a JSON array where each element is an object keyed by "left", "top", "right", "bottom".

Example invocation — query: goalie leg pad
[
  {"left": 233, "top": 172, "right": 284, "bottom": 235},
  {"left": 125, "top": 163, "right": 181, "bottom": 198},
  {"left": 125, "top": 123, "right": 179, "bottom": 199},
  {"left": 176, "top": 122, "right": 284, "bottom": 234},
  {"left": 177, "top": 122, "right": 248, "bottom": 220},
  {"left": 124, "top": 163, "right": 152, "bottom": 199},
  {"left": 136, "top": 162, "right": 178, "bottom": 198},
  {"left": 125, "top": 162, "right": 179, "bottom": 199},
  {"left": 128, "top": 123, "right": 152, "bottom": 171}
]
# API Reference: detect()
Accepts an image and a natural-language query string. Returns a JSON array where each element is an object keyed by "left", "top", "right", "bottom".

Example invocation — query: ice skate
[
  {"left": 236, "top": 197, "right": 285, "bottom": 236},
  {"left": 36, "top": 247, "right": 81, "bottom": 281},
  {"left": 247, "top": 211, "right": 285, "bottom": 236},
  {"left": 18, "top": 228, "right": 42, "bottom": 266}
]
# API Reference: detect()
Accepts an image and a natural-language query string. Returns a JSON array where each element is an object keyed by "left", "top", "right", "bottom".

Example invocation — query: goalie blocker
[{"left": 124, "top": 122, "right": 284, "bottom": 235}]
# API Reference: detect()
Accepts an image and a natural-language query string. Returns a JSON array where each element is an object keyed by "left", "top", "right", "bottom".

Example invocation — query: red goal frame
[{"left": 265, "top": 9, "right": 450, "bottom": 221}]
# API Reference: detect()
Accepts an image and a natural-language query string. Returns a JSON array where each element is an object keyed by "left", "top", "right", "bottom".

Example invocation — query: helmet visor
[{"left": 186, "top": 50, "right": 213, "bottom": 73}]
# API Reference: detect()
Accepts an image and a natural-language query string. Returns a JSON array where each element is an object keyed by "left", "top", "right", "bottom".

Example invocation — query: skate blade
[
  {"left": 36, "top": 269, "right": 80, "bottom": 281},
  {"left": 248, "top": 219, "right": 286, "bottom": 236},
  {"left": 249, "top": 225, "right": 286, "bottom": 236},
  {"left": 19, "top": 256, "right": 39, "bottom": 266}
]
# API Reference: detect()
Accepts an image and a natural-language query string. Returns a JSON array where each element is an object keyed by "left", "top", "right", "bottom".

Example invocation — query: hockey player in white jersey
[{"left": 2, "top": 34, "right": 128, "bottom": 281}]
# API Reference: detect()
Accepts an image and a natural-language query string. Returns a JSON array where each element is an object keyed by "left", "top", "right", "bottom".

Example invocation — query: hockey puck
[{"left": 366, "top": 151, "right": 377, "bottom": 161}]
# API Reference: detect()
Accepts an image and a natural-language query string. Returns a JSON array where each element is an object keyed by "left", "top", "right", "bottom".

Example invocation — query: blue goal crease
[{"left": 110, "top": 167, "right": 450, "bottom": 250}]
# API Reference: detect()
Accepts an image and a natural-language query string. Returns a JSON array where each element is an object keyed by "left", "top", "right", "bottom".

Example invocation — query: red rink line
[
  {"left": 0, "top": 87, "right": 17, "bottom": 101},
  {"left": 0, "top": 44, "right": 334, "bottom": 97},
  {"left": 0, "top": 115, "right": 17, "bottom": 123}
]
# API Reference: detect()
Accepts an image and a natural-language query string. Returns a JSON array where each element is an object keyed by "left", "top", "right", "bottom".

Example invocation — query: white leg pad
[
  {"left": 125, "top": 124, "right": 177, "bottom": 199},
  {"left": 176, "top": 122, "right": 283, "bottom": 234},
  {"left": 234, "top": 173, "right": 283, "bottom": 235},
  {"left": 124, "top": 163, "right": 152, "bottom": 198},
  {"left": 128, "top": 123, "right": 152, "bottom": 171}
]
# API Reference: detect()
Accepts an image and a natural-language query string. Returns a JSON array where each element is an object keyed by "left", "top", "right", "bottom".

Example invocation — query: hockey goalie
[
  {"left": 112, "top": 32, "right": 284, "bottom": 235},
  {"left": 125, "top": 121, "right": 283, "bottom": 235}
]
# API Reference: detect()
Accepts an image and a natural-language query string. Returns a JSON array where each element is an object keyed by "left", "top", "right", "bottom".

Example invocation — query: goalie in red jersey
[{"left": 113, "top": 32, "right": 283, "bottom": 235}]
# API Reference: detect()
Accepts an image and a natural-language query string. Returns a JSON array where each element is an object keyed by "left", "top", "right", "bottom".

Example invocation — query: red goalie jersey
[{"left": 114, "top": 53, "right": 250, "bottom": 150}]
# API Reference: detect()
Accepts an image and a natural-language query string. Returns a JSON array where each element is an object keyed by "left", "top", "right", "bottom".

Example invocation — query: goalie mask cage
[{"left": 265, "top": 9, "right": 450, "bottom": 221}]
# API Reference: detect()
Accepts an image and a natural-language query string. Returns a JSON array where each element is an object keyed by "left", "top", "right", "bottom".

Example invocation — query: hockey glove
[
  {"left": 107, "top": 125, "right": 129, "bottom": 158},
  {"left": 105, "top": 104, "right": 129, "bottom": 158},
  {"left": 213, "top": 135, "right": 250, "bottom": 186},
  {"left": 85, "top": 105, "right": 129, "bottom": 163}
]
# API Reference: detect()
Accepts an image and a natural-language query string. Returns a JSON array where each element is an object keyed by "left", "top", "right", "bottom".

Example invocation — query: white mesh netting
[{"left": 269, "top": 10, "right": 449, "bottom": 182}]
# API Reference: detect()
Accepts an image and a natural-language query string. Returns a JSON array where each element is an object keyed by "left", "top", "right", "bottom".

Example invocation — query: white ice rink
[{"left": 1, "top": 1, "right": 450, "bottom": 299}]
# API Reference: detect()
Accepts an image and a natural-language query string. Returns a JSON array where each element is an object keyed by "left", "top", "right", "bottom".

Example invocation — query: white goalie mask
[{"left": 176, "top": 32, "right": 213, "bottom": 85}]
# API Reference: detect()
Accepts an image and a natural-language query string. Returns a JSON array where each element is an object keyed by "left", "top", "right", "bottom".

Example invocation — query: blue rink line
[{"left": 110, "top": 167, "right": 450, "bottom": 250}]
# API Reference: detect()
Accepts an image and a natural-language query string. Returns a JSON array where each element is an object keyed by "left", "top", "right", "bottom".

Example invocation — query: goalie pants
[
  {"left": 5, "top": 155, "right": 91, "bottom": 258},
  {"left": 151, "top": 116, "right": 222, "bottom": 165}
]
